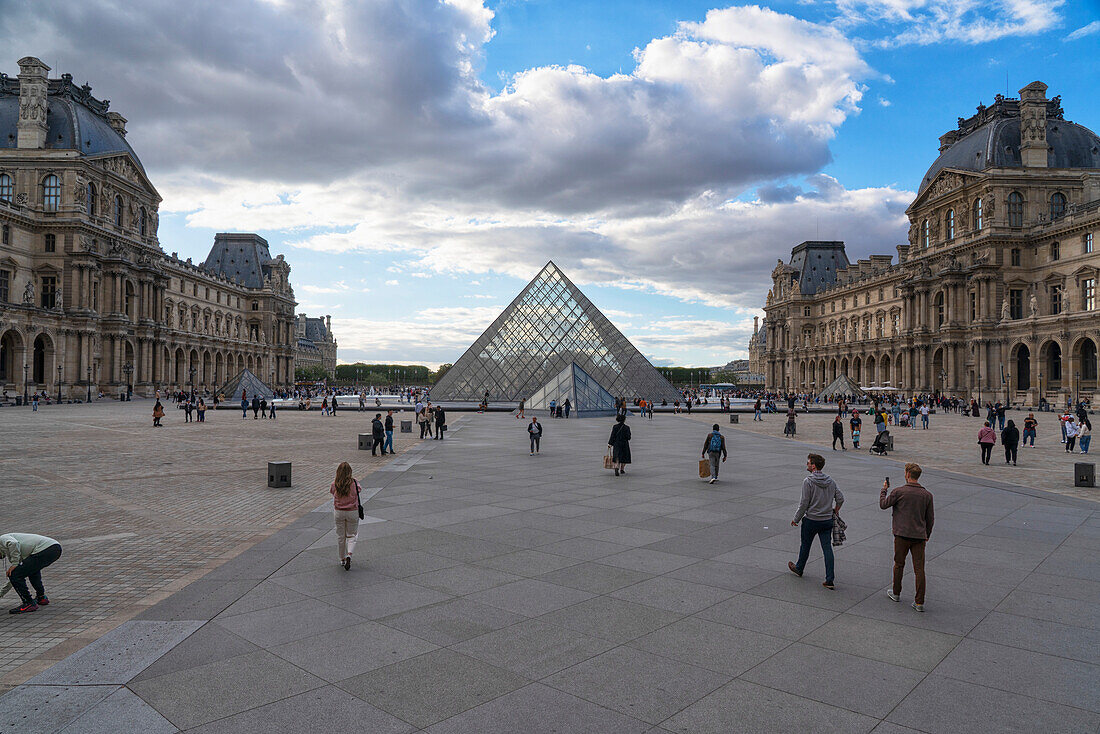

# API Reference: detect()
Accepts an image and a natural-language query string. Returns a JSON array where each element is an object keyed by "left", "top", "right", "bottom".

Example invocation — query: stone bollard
[
  {"left": 729, "top": 414, "right": 739, "bottom": 424},
  {"left": 358, "top": 434, "right": 375, "bottom": 451},
  {"left": 1075, "top": 463, "right": 1095, "bottom": 488},
  {"left": 268, "top": 461, "right": 291, "bottom": 488},
  {"left": 400, "top": 420, "right": 413, "bottom": 433}
]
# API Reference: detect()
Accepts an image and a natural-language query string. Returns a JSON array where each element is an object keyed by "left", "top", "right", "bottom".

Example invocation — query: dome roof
[
  {"left": 919, "top": 93, "right": 1100, "bottom": 194},
  {"left": 0, "top": 73, "right": 146, "bottom": 173}
]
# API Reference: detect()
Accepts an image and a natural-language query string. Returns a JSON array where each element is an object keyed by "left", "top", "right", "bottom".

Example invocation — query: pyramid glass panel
[
  {"left": 526, "top": 362, "right": 617, "bottom": 416},
  {"left": 217, "top": 369, "right": 274, "bottom": 402},
  {"left": 432, "top": 262, "right": 680, "bottom": 403}
]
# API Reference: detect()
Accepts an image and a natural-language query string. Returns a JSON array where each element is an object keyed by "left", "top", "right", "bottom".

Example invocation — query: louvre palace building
[
  {"left": 752, "top": 81, "right": 1100, "bottom": 405},
  {"left": 0, "top": 57, "right": 301, "bottom": 399}
]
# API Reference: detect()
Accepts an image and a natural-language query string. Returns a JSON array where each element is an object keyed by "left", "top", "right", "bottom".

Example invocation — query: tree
[{"left": 295, "top": 365, "right": 327, "bottom": 382}]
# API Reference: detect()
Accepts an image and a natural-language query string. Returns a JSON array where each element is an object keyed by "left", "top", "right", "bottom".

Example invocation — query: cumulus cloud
[{"left": 834, "top": 0, "right": 1065, "bottom": 46}]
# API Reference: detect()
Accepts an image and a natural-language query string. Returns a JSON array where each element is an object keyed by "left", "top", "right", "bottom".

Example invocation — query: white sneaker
[
  {"left": 912, "top": 602, "right": 924, "bottom": 612},
  {"left": 887, "top": 590, "right": 900, "bottom": 602},
  {"left": 709, "top": 478, "right": 717, "bottom": 484}
]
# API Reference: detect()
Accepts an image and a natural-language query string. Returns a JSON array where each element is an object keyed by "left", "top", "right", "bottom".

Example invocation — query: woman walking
[
  {"left": 152, "top": 400, "right": 165, "bottom": 427},
  {"left": 1079, "top": 419, "right": 1092, "bottom": 454},
  {"left": 196, "top": 398, "right": 206, "bottom": 423},
  {"left": 831, "top": 416, "right": 845, "bottom": 451},
  {"left": 978, "top": 422, "right": 996, "bottom": 465},
  {"left": 330, "top": 462, "right": 360, "bottom": 570},
  {"left": 608, "top": 414, "right": 632, "bottom": 476},
  {"left": 1001, "top": 419, "right": 1020, "bottom": 466}
]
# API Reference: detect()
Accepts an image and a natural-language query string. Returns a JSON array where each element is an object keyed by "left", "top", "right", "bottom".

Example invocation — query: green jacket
[{"left": 0, "top": 533, "right": 59, "bottom": 566}]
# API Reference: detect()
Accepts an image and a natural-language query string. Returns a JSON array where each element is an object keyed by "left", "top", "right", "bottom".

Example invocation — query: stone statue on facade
[
  {"left": 22, "top": 280, "right": 34, "bottom": 305},
  {"left": 1029, "top": 293, "right": 1039, "bottom": 318},
  {"left": 54, "top": 288, "right": 63, "bottom": 312},
  {"left": 1001, "top": 297, "right": 1010, "bottom": 321}
]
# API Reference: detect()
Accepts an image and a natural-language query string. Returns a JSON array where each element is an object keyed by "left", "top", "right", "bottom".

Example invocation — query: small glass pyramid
[
  {"left": 217, "top": 368, "right": 274, "bottom": 402},
  {"left": 432, "top": 261, "right": 680, "bottom": 403},
  {"left": 526, "top": 362, "right": 617, "bottom": 416}
]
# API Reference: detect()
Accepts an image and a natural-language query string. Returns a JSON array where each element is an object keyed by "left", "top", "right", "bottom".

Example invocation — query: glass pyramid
[
  {"left": 431, "top": 261, "right": 681, "bottom": 403},
  {"left": 526, "top": 362, "right": 617, "bottom": 417},
  {"left": 217, "top": 368, "right": 274, "bottom": 402}
]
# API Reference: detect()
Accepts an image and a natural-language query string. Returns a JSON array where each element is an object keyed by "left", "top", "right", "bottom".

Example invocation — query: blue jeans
[
  {"left": 1023, "top": 428, "right": 1036, "bottom": 446},
  {"left": 998, "top": 416, "right": 1005, "bottom": 430},
  {"left": 794, "top": 517, "right": 835, "bottom": 584},
  {"left": 921, "top": 415, "right": 928, "bottom": 428},
  {"left": 1081, "top": 435, "right": 1092, "bottom": 453},
  {"left": 383, "top": 430, "right": 394, "bottom": 453}
]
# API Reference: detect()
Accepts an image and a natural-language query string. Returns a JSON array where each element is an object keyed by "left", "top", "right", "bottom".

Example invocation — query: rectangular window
[
  {"left": 0, "top": 269, "right": 8, "bottom": 303},
  {"left": 1084, "top": 279, "right": 1096, "bottom": 311},
  {"left": 40, "top": 276, "right": 56, "bottom": 309},
  {"left": 1050, "top": 242, "right": 1060, "bottom": 261},
  {"left": 878, "top": 288, "right": 884, "bottom": 302},
  {"left": 1, "top": 224, "right": 8, "bottom": 245},
  {"left": 1087, "top": 233, "right": 1094, "bottom": 254},
  {"left": 969, "top": 292, "right": 977, "bottom": 322},
  {"left": 44, "top": 233, "right": 55, "bottom": 253},
  {"left": 1009, "top": 288, "right": 1023, "bottom": 320},
  {"left": 180, "top": 280, "right": 185, "bottom": 293},
  {"left": 1010, "top": 248, "right": 1021, "bottom": 266},
  {"left": 865, "top": 293, "right": 870, "bottom": 305},
  {"left": 92, "top": 280, "right": 98, "bottom": 311},
  {"left": 1050, "top": 285, "right": 1062, "bottom": 315}
]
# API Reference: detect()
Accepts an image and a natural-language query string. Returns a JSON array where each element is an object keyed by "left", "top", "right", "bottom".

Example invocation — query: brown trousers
[{"left": 893, "top": 536, "right": 926, "bottom": 604}]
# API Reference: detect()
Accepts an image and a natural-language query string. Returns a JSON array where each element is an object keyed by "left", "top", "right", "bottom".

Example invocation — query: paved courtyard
[
  {"left": 2, "top": 409, "right": 1097, "bottom": 733},
  {"left": 0, "top": 399, "right": 421, "bottom": 689}
]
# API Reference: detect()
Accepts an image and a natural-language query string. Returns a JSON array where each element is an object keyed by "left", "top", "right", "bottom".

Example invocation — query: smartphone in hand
[{"left": 884, "top": 476, "right": 890, "bottom": 488}]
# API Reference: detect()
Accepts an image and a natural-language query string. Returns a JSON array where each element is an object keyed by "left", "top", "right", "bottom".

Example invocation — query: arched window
[
  {"left": 87, "top": 182, "right": 96, "bottom": 216},
  {"left": 921, "top": 219, "right": 930, "bottom": 248},
  {"left": 934, "top": 292, "right": 945, "bottom": 327},
  {"left": 1008, "top": 191, "right": 1024, "bottom": 227},
  {"left": 114, "top": 195, "right": 123, "bottom": 227},
  {"left": 945, "top": 209, "right": 955, "bottom": 239},
  {"left": 139, "top": 207, "right": 147, "bottom": 236},
  {"left": 0, "top": 173, "right": 12, "bottom": 203},
  {"left": 1082, "top": 340, "right": 1098, "bottom": 381},
  {"left": 42, "top": 174, "right": 61, "bottom": 211},
  {"left": 1050, "top": 192, "right": 1066, "bottom": 220},
  {"left": 973, "top": 198, "right": 982, "bottom": 231}
]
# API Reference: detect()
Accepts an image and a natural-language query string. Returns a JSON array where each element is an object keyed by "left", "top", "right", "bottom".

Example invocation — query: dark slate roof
[
  {"left": 788, "top": 242, "right": 848, "bottom": 295},
  {"left": 202, "top": 233, "right": 273, "bottom": 289},
  {"left": 919, "top": 117, "right": 1100, "bottom": 193},
  {"left": 0, "top": 75, "right": 146, "bottom": 173},
  {"left": 303, "top": 318, "right": 328, "bottom": 343}
]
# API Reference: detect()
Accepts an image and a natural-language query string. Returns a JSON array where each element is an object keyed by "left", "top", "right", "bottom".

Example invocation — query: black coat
[
  {"left": 609, "top": 422, "right": 632, "bottom": 464},
  {"left": 371, "top": 418, "right": 385, "bottom": 439},
  {"left": 1001, "top": 425, "right": 1020, "bottom": 447},
  {"left": 832, "top": 421, "right": 844, "bottom": 437},
  {"left": 434, "top": 408, "right": 447, "bottom": 426}
]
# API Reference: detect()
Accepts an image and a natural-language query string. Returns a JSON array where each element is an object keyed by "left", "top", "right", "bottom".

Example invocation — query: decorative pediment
[
  {"left": 908, "top": 168, "right": 980, "bottom": 210},
  {"left": 88, "top": 154, "right": 160, "bottom": 200}
]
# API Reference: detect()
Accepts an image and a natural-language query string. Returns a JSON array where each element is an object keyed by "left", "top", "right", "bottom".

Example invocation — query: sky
[{"left": 2, "top": 0, "right": 1098, "bottom": 368}]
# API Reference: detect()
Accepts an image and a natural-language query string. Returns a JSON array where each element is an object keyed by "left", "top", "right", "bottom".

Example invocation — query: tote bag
[
  {"left": 698, "top": 458, "right": 710, "bottom": 478},
  {"left": 603, "top": 447, "right": 614, "bottom": 469}
]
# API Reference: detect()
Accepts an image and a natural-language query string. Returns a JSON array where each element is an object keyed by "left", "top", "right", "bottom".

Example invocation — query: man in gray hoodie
[{"left": 788, "top": 454, "right": 844, "bottom": 589}]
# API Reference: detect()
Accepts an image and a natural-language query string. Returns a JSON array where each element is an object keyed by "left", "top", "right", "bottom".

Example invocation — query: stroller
[{"left": 869, "top": 429, "right": 891, "bottom": 456}]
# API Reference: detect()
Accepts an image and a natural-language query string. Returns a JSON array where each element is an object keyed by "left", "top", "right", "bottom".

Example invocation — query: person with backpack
[{"left": 701, "top": 424, "right": 727, "bottom": 484}]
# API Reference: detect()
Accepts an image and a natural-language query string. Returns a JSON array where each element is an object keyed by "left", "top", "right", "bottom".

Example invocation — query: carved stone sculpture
[
  {"left": 22, "top": 280, "right": 35, "bottom": 305},
  {"left": 1001, "top": 298, "right": 1010, "bottom": 321},
  {"left": 1029, "top": 293, "right": 1038, "bottom": 318}
]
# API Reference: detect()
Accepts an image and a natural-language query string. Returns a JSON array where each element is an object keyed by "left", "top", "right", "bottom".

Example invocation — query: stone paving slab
[{"left": 2, "top": 410, "right": 1099, "bottom": 731}]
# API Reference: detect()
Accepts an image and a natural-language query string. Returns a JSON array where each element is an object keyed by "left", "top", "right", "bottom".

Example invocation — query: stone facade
[
  {"left": 0, "top": 57, "right": 298, "bottom": 399},
  {"left": 759, "top": 82, "right": 1100, "bottom": 405},
  {"left": 294, "top": 314, "right": 338, "bottom": 378}
]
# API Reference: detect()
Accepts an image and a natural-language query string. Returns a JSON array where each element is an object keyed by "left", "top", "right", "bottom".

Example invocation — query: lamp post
[
  {"left": 1038, "top": 371, "right": 1043, "bottom": 410},
  {"left": 86, "top": 366, "right": 92, "bottom": 402},
  {"left": 189, "top": 367, "right": 196, "bottom": 399},
  {"left": 57, "top": 362, "right": 62, "bottom": 403},
  {"left": 976, "top": 372, "right": 982, "bottom": 406},
  {"left": 1075, "top": 371, "right": 1080, "bottom": 408},
  {"left": 939, "top": 370, "right": 947, "bottom": 399},
  {"left": 23, "top": 362, "right": 29, "bottom": 403},
  {"left": 123, "top": 362, "right": 133, "bottom": 401}
]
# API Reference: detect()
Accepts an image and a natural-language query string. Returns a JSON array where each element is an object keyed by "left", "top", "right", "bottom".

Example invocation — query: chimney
[
  {"left": 753, "top": 316, "right": 759, "bottom": 335},
  {"left": 16, "top": 56, "right": 50, "bottom": 149},
  {"left": 325, "top": 315, "right": 332, "bottom": 334},
  {"left": 1019, "top": 81, "right": 1048, "bottom": 168},
  {"left": 106, "top": 112, "right": 127, "bottom": 137}
]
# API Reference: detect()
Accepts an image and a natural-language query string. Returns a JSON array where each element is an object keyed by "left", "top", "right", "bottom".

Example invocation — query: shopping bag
[
  {"left": 698, "top": 458, "right": 710, "bottom": 478},
  {"left": 603, "top": 447, "right": 614, "bottom": 470}
]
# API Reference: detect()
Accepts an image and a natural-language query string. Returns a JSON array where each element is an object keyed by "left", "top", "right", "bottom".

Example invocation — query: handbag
[
  {"left": 603, "top": 446, "right": 614, "bottom": 470},
  {"left": 355, "top": 480, "right": 364, "bottom": 520},
  {"left": 698, "top": 458, "right": 710, "bottom": 478},
  {"left": 442, "top": 424, "right": 448, "bottom": 431}
]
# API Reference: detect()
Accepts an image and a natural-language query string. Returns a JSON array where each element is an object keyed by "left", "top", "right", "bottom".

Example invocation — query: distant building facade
[
  {"left": 759, "top": 82, "right": 1100, "bottom": 405},
  {"left": 0, "top": 57, "right": 298, "bottom": 399},
  {"left": 295, "top": 314, "right": 337, "bottom": 377}
]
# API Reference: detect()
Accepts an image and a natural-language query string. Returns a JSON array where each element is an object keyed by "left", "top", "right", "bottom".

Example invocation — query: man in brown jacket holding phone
[{"left": 880, "top": 463, "right": 934, "bottom": 612}]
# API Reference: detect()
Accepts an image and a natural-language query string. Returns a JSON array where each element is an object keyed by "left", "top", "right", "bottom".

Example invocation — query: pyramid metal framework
[
  {"left": 431, "top": 262, "right": 681, "bottom": 402},
  {"left": 819, "top": 373, "right": 865, "bottom": 399},
  {"left": 217, "top": 368, "right": 274, "bottom": 402},
  {"left": 526, "top": 362, "right": 617, "bottom": 416}
]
